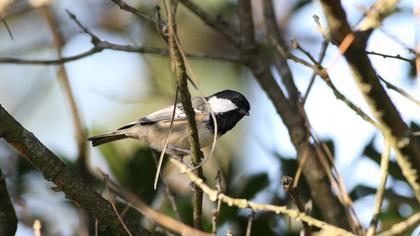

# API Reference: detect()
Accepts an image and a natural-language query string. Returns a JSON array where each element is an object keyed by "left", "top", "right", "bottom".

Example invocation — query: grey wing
[
  {"left": 138, "top": 103, "right": 186, "bottom": 124},
  {"left": 117, "top": 97, "right": 206, "bottom": 129}
]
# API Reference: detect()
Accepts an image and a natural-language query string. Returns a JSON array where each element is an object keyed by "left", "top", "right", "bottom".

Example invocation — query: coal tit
[{"left": 88, "top": 90, "right": 250, "bottom": 154}]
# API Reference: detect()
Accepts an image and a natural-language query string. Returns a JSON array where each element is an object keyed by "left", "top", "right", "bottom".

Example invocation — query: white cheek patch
[{"left": 208, "top": 97, "right": 238, "bottom": 113}]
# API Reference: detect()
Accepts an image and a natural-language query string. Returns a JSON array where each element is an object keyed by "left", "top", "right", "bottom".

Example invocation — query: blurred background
[{"left": 0, "top": 0, "right": 419, "bottom": 235}]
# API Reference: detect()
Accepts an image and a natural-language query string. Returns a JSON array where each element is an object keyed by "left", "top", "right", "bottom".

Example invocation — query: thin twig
[
  {"left": 154, "top": 86, "right": 179, "bottom": 189},
  {"left": 377, "top": 75, "right": 420, "bottom": 106},
  {"left": 164, "top": 1, "right": 204, "bottom": 229},
  {"left": 263, "top": 0, "right": 300, "bottom": 103},
  {"left": 104, "top": 175, "right": 133, "bottom": 236},
  {"left": 98, "top": 169, "right": 212, "bottom": 236},
  {"left": 169, "top": 158, "right": 357, "bottom": 236},
  {"left": 367, "top": 139, "right": 391, "bottom": 236},
  {"left": 1, "top": 18, "right": 14, "bottom": 41},
  {"left": 0, "top": 10, "right": 239, "bottom": 66},
  {"left": 109, "top": 0, "right": 155, "bottom": 23},
  {"left": 376, "top": 212, "right": 420, "bottom": 236},
  {"left": 42, "top": 6, "right": 89, "bottom": 177},
  {"left": 281, "top": 176, "right": 311, "bottom": 236},
  {"left": 315, "top": 137, "right": 363, "bottom": 234},
  {"left": 319, "top": 0, "right": 420, "bottom": 203},
  {"left": 366, "top": 51, "right": 414, "bottom": 65},
  {"left": 303, "top": 40, "right": 329, "bottom": 104},
  {"left": 179, "top": 0, "right": 239, "bottom": 46},
  {"left": 273, "top": 39, "right": 381, "bottom": 130},
  {"left": 292, "top": 40, "right": 318, "bottom": 64},
  {"left": 211, "top": 171, "right": 223, "bottom": 235},
  {"left": 245, "top": 211, "right": 255, "bottom": 236},
  {"left": 151, "top": 151, "right": 182, "bottom": 221}
]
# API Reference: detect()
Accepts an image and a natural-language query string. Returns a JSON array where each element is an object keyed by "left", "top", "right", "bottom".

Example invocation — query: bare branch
[
  {"left": 0, "top": 10, "right": 239, "bottom": 66},
  {"left": 179, "top": 0, "right": 239, "bottom": 46},
  {"left": 238, "top": 0, "right": 351, "bottom": 229},
  {"left": 245, "top": 211, "right": 255, "bottom": 236},
  {"left": 319, "top": 0, "right": 420, "bottom": 202},
  {"left": 170, "top": 158, "right": 357, "bottom": 236},
  {"left": 263, "top": 0, "right": 300, "bottom": 103},
  {"left": 102, "top": 169, "right": 212, "bottom": 236},
  {"left": 0, "top": 105, "right": 151, "bottom": 235},
  {"left": 378, "top": 75, "right": 420, "bottom": 107},
  {"left": 104, "top": 175, "right": 133, "bottom": 236},
  {"left": 367, "top": 140, "right": 390, "bottom": 236},
  {"left": 281, "top": 176, "right": 311, "bottom": 236},
  {"left": 272, "top": 38, "right": 381, "bottom": 130},
  {"left": 378, "top": 212, "right": 420, "bottom": 236},
  {"left": 366, "top": 51, "right": 414, "bottom": 65},
  {"left": 109, "top": 0, "right": 155, "bottom": 23},
  {"left": 356, "top": 0, "right": 399, "bottom": 33},
  {"left": 303, "top": 40, "right": 329, "bottom": 103},
  {"left": 211, "top": 171, "right": 222, "bottom": 235},
  {"left": 376, "top": 212, "right": 420, "bottom": 236},
  {"left": 165, "top": 1, "right": 204, "bottom": 229}
]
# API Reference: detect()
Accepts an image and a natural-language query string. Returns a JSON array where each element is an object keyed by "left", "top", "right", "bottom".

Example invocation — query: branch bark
[
  {"left": 170, "top": 158, "right": 356, "bottom": 236},
  {"left": 165, "top": 2, "right": 204, "bottom": 229},
  {"left": 0, "top": 105, "right": 151, "bottom": 236},
  {"left": 319, "top": 0, "right": 420, "bottom": 202},
  {"left": 237, "top": 0, "right": 351, "bottom": 229},
  {"left": 0, "top": 165, "right": 17, "bottom": 236}
]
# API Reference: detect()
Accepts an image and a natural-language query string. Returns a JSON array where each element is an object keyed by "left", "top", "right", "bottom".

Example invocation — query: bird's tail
[{"left": 87, "top": 131, "right": 128, "bottom": 147}]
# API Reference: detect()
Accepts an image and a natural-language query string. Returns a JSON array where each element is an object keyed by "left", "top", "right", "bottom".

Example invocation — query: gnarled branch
[{"left": 0, "top": 105, "right": 151, "bottom": 236}]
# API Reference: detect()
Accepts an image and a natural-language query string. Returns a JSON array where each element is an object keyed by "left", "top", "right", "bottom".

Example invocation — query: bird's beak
[{"left": 239, "top": 109, "right": 249, "bottom": 116}]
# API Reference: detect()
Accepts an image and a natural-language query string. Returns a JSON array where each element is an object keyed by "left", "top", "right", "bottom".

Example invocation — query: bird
[{"left": 87, "top": 90, "right": 250, "bottom": 155}]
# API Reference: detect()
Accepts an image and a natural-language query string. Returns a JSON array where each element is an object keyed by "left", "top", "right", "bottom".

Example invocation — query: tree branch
[
  {"left": 164, "top": 1, "right": 204, "bottom": 229},
  {"left": 366, "top": 140, "right": 390, "bottom": 236},
  {"left": 170, "top": 158, "right": 356, "bottom": 236},
  {"left": 377, "top": 212, "right": 420, "bottom": 236},
  {"left": 319, "top": 0, "right": 420, "bottom": 203},
  {"left": 237, "top": 0, "right": 351, "bottom": 229},
  {"left": 377, "top": 75, "right": 420, "bottom": 107},
  {"left": 0, "top": 40, "right": 239, "bottom": 65},
  {"left": 263, "top": 0, "right": 300, "bottom": 103},
  {"left": 100, "top": 169, "right": 212, "bottom": 236},
  {"left": 179, "top": 0, "right": 239, "bottom": 46},
  {"left": 0, "top": 105, "right": 152, "bottom": 236}
]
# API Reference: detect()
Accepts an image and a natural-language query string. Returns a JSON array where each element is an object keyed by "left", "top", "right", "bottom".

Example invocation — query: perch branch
[
  {"left": 237, "top": 0, "right": 351, "bottom": 228},
  {"left": 0, "top": 105, "right": 151, "bottom": 235},
  {"left": 170, "top": 158, "right": 356, "bottom": 236},
  {"left": 164, "top": 1, "right": 204, "bottom": 229}
]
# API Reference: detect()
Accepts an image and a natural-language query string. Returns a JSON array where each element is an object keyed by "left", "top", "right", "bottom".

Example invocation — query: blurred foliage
[{"left": 354, "top": 122, "right": 420, "bottom": 233}]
